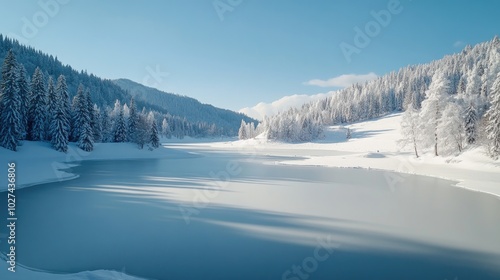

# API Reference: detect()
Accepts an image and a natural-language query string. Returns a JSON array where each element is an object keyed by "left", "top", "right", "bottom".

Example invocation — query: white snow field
[{"left": 0, "top": 114, "right": 499, "bottom": 279}]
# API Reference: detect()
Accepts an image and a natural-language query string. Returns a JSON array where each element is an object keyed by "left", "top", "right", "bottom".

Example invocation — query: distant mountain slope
[{"left": 113, "top": 79, "right": 256, "bottom": 134}]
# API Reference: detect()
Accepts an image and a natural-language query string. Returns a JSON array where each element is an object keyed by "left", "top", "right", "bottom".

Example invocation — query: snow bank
[
  {"left": 208, "top": 113, "right": 500, "bottom": 198},
  {"left": 0, "top": 141, "right": 193, "bottom": 192}
]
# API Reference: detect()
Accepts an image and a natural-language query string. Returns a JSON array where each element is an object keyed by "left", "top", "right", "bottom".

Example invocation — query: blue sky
[{"left": 0, "top": 0, "right": 499, "bottom": 111}]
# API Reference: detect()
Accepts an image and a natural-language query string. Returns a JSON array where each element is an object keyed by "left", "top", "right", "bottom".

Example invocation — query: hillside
[
  {"left": 113, "top": 79, "right": 255, "bottom": 135},
  {"left": 257, "top": 36, "right": 500, "bottom": 159}
]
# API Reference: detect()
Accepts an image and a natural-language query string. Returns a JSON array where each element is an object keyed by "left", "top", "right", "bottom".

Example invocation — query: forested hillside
[
  {"left": 113, "top": 78, "right": 255, "bottom": 135},
  {"left": 0, "top": 35, "right": 255, "bottom": 139},
  {"left": 252, "top": 37, "right": 500, "bottom": 159}
]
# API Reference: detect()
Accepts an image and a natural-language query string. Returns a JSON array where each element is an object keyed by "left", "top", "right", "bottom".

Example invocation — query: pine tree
[
  {"left": 437, "top": 102, "right": 464, "bottom": 155},
  {"left": 162, "top": 118, "right": 171, "bottom": 138},
  {"left": 56, "top": 75, "right": 70, "bottom": 139},
  {"left": 150, "top": 119, "right": 160, "bottom": 149},
  {"left": 50, "top": 81, "right": 69, "bottom": 152},
  {"left": 0, "top": 50, "right": 21, "bottom": 151},
  {"left": 419, "top": 71, "right": 450, "bottom": 156},
  {"left": 128, "top": 97, "right": 139, "bottom": 143},
  {"left": 78, "top": 121, "right": 94, "bottom": 152},
  {"left": 27, "top": 67, "right": 47, "bottom": 141},
  {"left": 113, "top": 106, "right": 127, "bottom": 142},
  {"left": 464, "top": 103, "right": 478, "bottom": 145},
  {"left": 135, "top": 113, "right": 148, "bottom": 148},
  {"left": 16, "top": 65, "right": 30, "bottom": 140},
  {"left": 485, "top": 74, "right": 500, "bottom": 159},
  {"left": 73, "top": 85, "right": 93, "bottom": 151},
  {"left": 46, "top": 76, "right": 57, "bottom": 141},
  {"left": 92, "top": 104, "right": 102, "bottom": 142},
  {"left": 101, "top": 108, "right": 112, "bottom": 143},
  {"left": 238, "top": 120, "right": 247, "bottom": 140},
  {"left": 69, "top": 95, "right": 79, "bottom": 142}
]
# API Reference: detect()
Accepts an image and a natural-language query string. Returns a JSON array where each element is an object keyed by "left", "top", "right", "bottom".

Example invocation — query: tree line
[{"left": 0, "top": 49, "right": 161, "bottom": 152}]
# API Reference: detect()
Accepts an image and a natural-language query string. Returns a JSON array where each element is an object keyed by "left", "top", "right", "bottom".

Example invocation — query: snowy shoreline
[
  {"left": 0, "top": 141, "right": 191, "bottom": 280},
  {"left": 207, "top": 114, "right": 500, "bottom": 199},
  {"left": 0, "top": 141, "right": 197, "bottom": 192}
]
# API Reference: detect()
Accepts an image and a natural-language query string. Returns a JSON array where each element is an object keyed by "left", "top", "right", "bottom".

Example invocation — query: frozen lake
[{"left": 2, "top": 146, "right": 500, "bottom": 279}]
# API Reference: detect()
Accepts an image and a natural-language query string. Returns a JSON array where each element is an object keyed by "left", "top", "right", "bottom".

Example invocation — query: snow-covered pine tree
[
  {"left": 466, "top": 66, "right": 481, "bottom": 96},
  {"left": 419, "top": 71, "right": 450, "bottom": 156},
  {"left": 78, "top": 121, "right": 94, "bottom": 152},
  {"left": 238, "top": 120, "right": 247, "bottom": 140},
  {"left": 113, "top": 106, "right": 127, "bottom": 142},
  {"left": 100, "top": 108, "right": 111, "bottom": 142},
  {"left": 457, "top": 76, "right": 466, "bottom": 96},
  {"left": 27, "top": 67, "right": 47, "bottom": 141},
  {"left": 0, "top": 49, "right": 21, "bottom": 151},
  {"left": 128, "top": 97, "right": 139, "bottom": 143},
  {"left": 464, "top": 102, "right": 478, "bottom": 145},
  {"left": 69, "top": 94, "right": 79, "bottom": 142},
  {"left": 400, "top": 105, "right": 421, "bottom": 157},
  {"left": 135, "top": 113, "right": 149, "bottom": 149},
  {"left": 73, "top": 85, "right": 94, "bottom": 151},
  {"left": 92, "top": 104, "right": 102, "bottom": 142},
  {"left": 46, "top": 76, "right": 57, "bottom": 141},
  {"left": 49, "top": 80, "right": 69, "bottom": 152},
  {"left": 248, "top": 122, "right": 255, "bottom": 139},
  {"left": 85, "top": 89, "right": 96, "bottom": 139},
  {"left": 56, "top": 75, "right": 70, "bottom": 139},
  {"left": 485, "top": 73, "right": 500, "bottom": 159},
  {"left": 437, "top": 102, "right": 464, "bottom": 155},
  {"left": 16, "top": 65, "right": 30, "bottom": 140},
  {"left": 162, "top": 118, "right": 171, "bottom": 138},
  {"left": 150, "top": 118, "right": 160, "bottom": 149}
]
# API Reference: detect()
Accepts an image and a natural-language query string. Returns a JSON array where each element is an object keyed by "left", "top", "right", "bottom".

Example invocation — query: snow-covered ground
[{"left": 207, "top": 113, "right": 500, "bottom": 198}]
